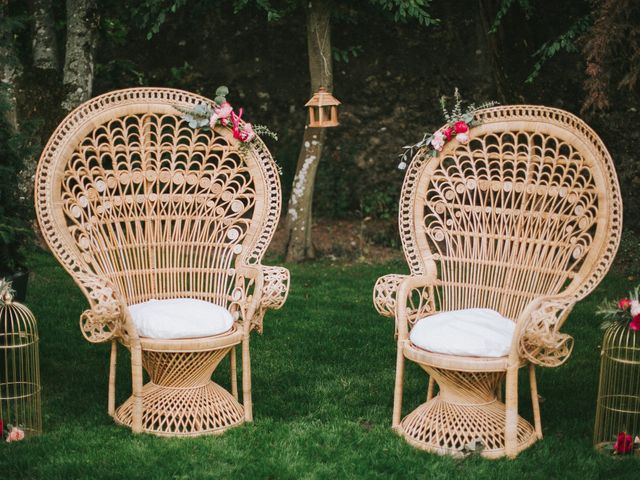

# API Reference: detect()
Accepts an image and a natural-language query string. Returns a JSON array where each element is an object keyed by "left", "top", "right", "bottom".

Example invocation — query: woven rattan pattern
[
  {"left": 375, "top": 105, "right": 622, "bottom": 458},
  {"left": 34, "top": 88, "right": 289, "bottom": 436}
]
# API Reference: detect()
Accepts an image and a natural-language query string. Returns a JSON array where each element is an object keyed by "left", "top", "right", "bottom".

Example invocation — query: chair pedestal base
[
  {"left": 399, "top": 367, "right": 536, "bottom": 458},
  {"left": 114, "top": 346, "right": 244, "bottom": 437}
]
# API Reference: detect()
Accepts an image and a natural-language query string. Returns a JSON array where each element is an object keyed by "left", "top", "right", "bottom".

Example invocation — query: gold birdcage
[
  {"left": 0, "top": 280, "right": 42, "bottom": 439},
  {"left": 594, "top": 321, "right": 640, "bottom": 450}
]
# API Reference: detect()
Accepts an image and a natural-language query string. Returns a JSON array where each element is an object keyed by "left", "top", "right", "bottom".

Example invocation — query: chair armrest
[
  {"left": 374, "top": 272, "right": 438, "bottom": 341},
  {"left": 75, "top": 270, "right": 128, "bottom": 344},
  {"left": 513, "top": 294, "right": 577, "bottom": 367},
  {"left": 373, "top": 274, "right": 409, "bottom": 318},
  {"left": 233, "top": 264, "right": 290, "bottom": 333}
]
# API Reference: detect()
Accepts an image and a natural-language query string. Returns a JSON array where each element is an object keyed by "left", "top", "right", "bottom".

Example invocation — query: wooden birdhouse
[{"left": 305, "top": 87, "right": 340, "bottom": 128}]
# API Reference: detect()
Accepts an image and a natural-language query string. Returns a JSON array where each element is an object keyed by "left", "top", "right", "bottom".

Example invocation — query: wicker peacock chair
[
  {"left": 35, "top": 87, "right": 289, "bottom": 436},
  {"left": 374, "top": 105, "right": 622, "bottom": 458}
]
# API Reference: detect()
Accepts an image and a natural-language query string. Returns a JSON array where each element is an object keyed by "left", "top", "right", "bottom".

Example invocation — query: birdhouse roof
[{"left": 305, "top": 88, "right": 341, "bottom": 107}]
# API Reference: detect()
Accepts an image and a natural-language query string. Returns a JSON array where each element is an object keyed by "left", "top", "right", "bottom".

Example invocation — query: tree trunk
[
  {"left": 0, "top": 0, "right": 22, "bottom": 131},
  {"left": 62, "top": 0, "right": 99, "bottom": 112},
  {"left": 284, "top": 0, "right": 333, "bottom": 262},
  {"left": 478, "top": 0, "right": 509, "bottom": 103},
  {"left": 31, "top": 0, "right": 59, "bottom": 71}
]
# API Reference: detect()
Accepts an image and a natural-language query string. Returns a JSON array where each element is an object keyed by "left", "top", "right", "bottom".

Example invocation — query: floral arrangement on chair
[
  {"left": 397, "top": 88, "right": 497, "bottom": 170},
  {"left": 597, "top": 287, "right": 640, "bottom": 330},
  {"left": 177, "top": 86, "right": 278, "bottom": 146}
]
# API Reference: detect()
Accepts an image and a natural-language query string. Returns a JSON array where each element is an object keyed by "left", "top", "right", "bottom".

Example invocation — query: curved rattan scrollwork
[
  {"left": 373, "top": 274, "right": 407, "bottom": 318},
  {"left": 518, "top": 298, "right": 575, "bottom": 367},
  {"left": 80, "top": 301, "right": 122, "bottom": 343},
  {"left": 400, "top": 105, "right": 622, "bottom": 316},
  {"left": 251, "top": 266, "right": 290, "bottom": 333},
  {"left": 35, "top": 87, "right": 283, "bottom": 319},
  {"left": 374, "top": 274, "right": 436, "bottom": 335}
]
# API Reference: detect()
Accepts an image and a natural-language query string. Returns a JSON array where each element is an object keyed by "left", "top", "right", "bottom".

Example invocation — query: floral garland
[
  {"left": 177, "top": 86, "right": 278, "bottom": 147},
  {"left": 597, "top": 287, "right": 640, "bottom": 331},
  {"left": 397, "top": 89, "right": 498, "bottom": 170}
]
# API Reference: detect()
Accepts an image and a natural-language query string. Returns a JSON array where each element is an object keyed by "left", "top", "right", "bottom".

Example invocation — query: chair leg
[
  {"left": 505, "top": 366, "right": 519, "bottom": 458},
  {"left": 242, "top": 335, "right": 253, "bottom": 422},
  {"left": 230, "top": 346, "right": 238, "bottom": 400},
  {"left": 426, "top": 376, "right": 435, "bottom": 402},
  {"left": 392, "top": 345, "right": 405, "bottom": 429},
  {"left": 529, "top": 363, "right": 543, "bottom": 439},
  {"left": 108, "top": 340, "right": 117, "bottom": 416},
  {"left": 130, "top": 344, "right": 144, "bottom": 433}
]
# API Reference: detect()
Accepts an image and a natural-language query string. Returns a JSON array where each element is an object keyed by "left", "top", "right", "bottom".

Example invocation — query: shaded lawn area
[{"left": 1, "top": 252, "right": 639, "bottom": 479}]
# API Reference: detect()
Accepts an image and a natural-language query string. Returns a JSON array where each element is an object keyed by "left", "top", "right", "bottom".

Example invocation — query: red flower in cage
[{"left": 613, "top": 432, "right": 634, "bottom": 454}]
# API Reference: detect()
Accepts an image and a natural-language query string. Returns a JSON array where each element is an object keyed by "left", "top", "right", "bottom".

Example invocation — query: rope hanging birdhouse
[{"left": 305, "top": 87, "right": 340, "bottom": 128}]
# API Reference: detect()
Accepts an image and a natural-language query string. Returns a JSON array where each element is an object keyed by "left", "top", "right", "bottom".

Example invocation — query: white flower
[
  {"left": 456, "top": 132, "right": 470, "bottom": 144},
  {"left": 398, "top": 161, "right": 407, "bottom": 170},
  {"left": 431, "top": 131, "right": 445, "bottom": 151},
  {"left": 631, "top": 300, "right": 640, "bottom": 317}
]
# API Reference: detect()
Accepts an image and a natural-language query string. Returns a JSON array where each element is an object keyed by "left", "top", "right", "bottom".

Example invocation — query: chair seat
[
  {"left": 128, "top": 298, "right": 234, "bottom": 339},
  {"left": 409, "top": 308, "right": 515, "bottom": 358}
]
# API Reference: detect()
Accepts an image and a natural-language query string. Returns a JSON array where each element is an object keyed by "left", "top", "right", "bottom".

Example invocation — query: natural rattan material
[
  {"left": 374, "top": 105, "right": 622, "bottom": 458},
  {"left": 34, "top": 87, "right": 289, "bottom": 437}
]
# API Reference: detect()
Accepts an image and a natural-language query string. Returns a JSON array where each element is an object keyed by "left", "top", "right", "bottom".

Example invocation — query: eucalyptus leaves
[{"left": 397, "top": 89, "right": 498, "bottom": 170}]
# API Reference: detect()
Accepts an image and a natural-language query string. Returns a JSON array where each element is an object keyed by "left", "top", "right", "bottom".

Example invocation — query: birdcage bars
[
  {"left": 594, "top": 321, "right": 640, "bottom": 451},
  {"left": 0, "top": 283, "right": 42, "bottom": 439}
]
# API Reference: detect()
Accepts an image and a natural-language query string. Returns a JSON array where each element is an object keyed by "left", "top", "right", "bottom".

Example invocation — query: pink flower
[
  {"left": 209, "top": 113, "right": 219, "bottom": 128},
  {"left": 241, "top": 123, "right": 256, "bottom": 142},
  {"left": 456, "top": 132, "right": 470, "bottom": 144},
  {"left": 214, "top": 102, "right": 233, "bottom": 121},
  {"left": 229, "top": 109, "right": 255, "bottom": 143},
  {"left": 454, "top": 121, "right": 469, "bottom": 134},
  {"left": 431, "top": 131, "right": 445, "bottom": 151},
  {"left": 614, "top": 431, "right": 634, "bottom": 454},
  {"left": 619, "top": 298, "right": 632, "bottom": 310},
  {"left": 442, "top": 126, "right": 453, "bottom": 141},
  {"left": 6, "top": 427, "right": 24, "bottom": 443},
  {"left": 630, "top": 314, "right": 640, "bottom": 331},
  {"left": 631, "top": 300, "right": 640, "bottom": 318}
]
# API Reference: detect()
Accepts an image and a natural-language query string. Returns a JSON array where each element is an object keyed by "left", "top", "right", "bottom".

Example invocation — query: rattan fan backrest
[
  {"left": 400, "top": 106, "right": 622, "bottom": 322},
  {"left": 36, "top": 88, "right": 281, "bottom": 307}
]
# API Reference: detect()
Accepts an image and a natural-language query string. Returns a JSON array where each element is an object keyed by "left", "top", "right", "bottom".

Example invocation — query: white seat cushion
[
  {"left": 409, "top": 308, "right": 515, "bottom": 358},
  {"left": 128, "top": 298, "right": 234, "bottom": 339}
]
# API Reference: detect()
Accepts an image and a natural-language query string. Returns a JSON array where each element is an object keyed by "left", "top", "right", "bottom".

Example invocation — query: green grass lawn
[{"left": 1, "top": 252, "right": 639, "bottom": 479}]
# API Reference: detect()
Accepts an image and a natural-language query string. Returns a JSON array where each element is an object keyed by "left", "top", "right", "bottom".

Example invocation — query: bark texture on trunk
[
  {"left": 31, "top": 0, "right": 59, "bottom": 71},
  {"left": 478, "top": 0, "right": 510, "bottom": 103},
  {"left": 62, "top": 0, "right": 98, "bottom": 112},
  {"left": 284, "top": 0, "right": 333, "bottom": 262},
  {"left": 0, "top": 0, "right": 22, "bottom": 131}
]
